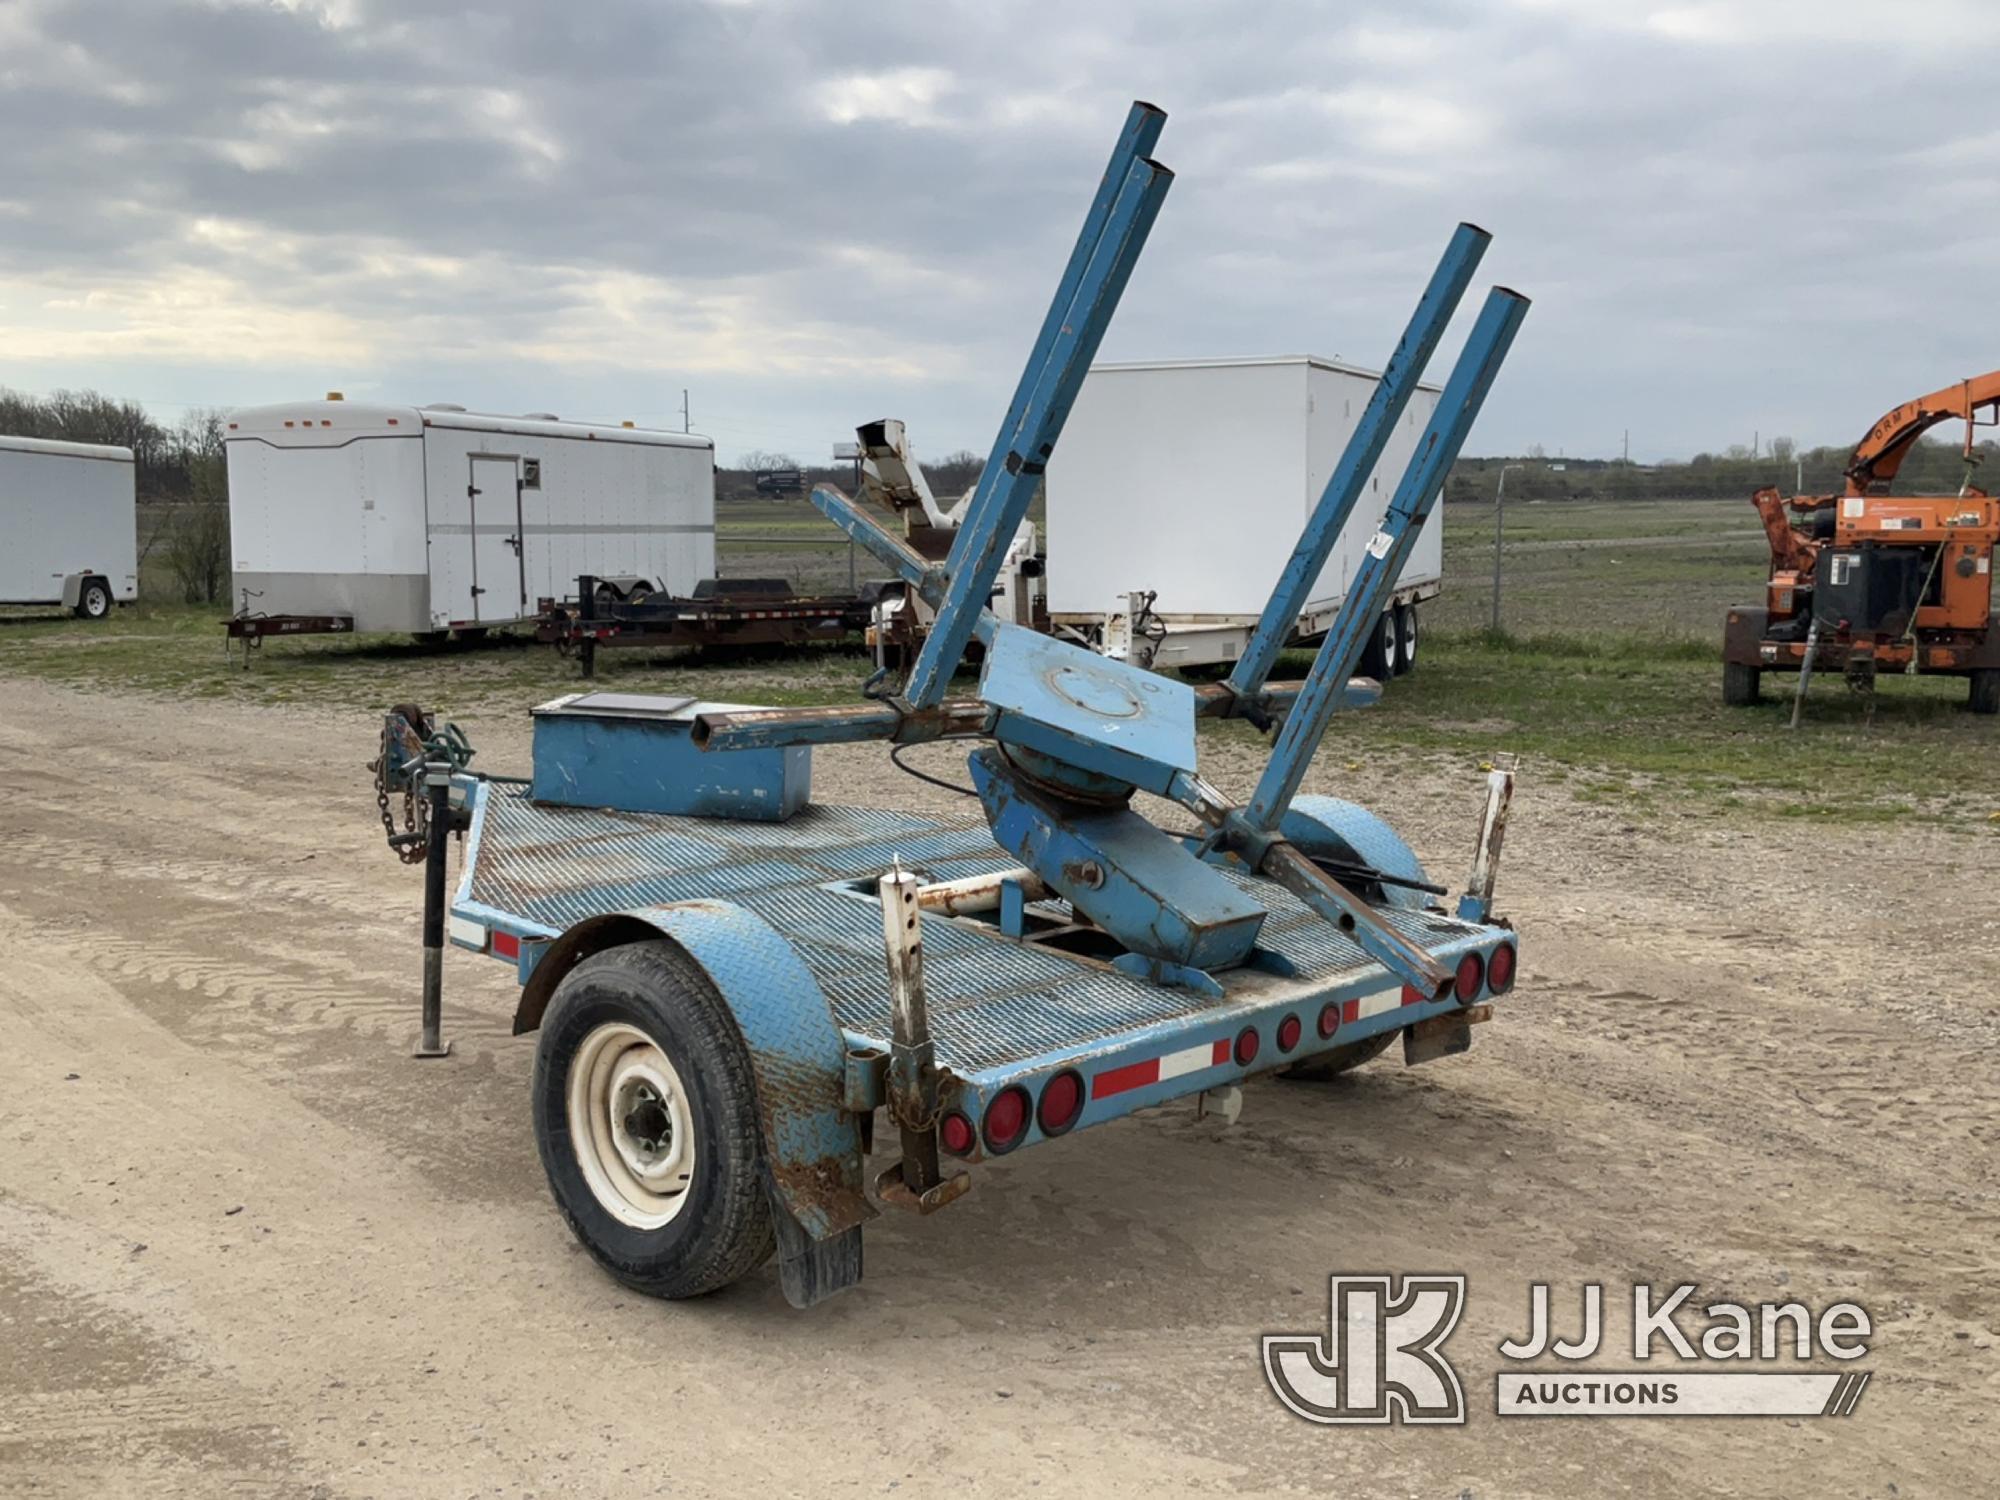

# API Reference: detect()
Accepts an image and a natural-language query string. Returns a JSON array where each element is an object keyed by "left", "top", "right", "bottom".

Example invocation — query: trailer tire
[
  {"left": 1722, "top": 662, "right": 1761, "bottom": 707},
  {"left": 1394, "top": 602, "right": 1419, "bottom": 675},
  {"left": 1971, "top": 669, "right": 2000, "bottom": 716},
  {"left": 1357, "top": 610, "right": 1398, "bottom": 681},
  {"left": 1280, "top": 1030, "right": 1396, "bottom": 1082},
  {"left": 532, "top": 940, "right": 775, "bottom": 1300},
  {"left": 73, "top": 578, "right": 112, "bottom": 620}
]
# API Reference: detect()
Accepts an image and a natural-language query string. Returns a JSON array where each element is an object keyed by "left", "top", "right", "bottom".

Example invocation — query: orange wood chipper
[{"left": 1724, "top": 371, "right": 2000, "bottom": 714}]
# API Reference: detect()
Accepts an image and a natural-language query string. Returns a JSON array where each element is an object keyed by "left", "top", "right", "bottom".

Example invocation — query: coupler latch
[{"left": 873, "top": 862, "right": 971, "bottom": 1214}]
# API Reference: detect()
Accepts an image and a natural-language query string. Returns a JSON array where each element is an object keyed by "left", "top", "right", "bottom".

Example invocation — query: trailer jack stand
[
  {"left": 413, "top": 761, "right": 454, "bottom": 1059},
  {"left": 875, "top": 864, "right": 968, "bottom": 1214}
]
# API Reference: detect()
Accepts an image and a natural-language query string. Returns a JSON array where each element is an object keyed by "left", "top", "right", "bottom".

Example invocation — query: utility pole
[
  {"left": 1492, "top": 463, "right": 1523, "bottom": 634},
  {"left": 681, "top": 389, "right": 691, "bottom": 434}
]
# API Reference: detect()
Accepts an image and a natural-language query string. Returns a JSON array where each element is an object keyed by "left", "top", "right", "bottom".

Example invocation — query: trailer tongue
[{"left": 370, "top": 101, "right": 1530, "bottom": 1308}]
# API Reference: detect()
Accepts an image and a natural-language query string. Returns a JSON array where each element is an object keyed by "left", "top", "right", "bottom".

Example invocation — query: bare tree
[{"left": 164, "top": 503, "right": 231, "bottom": 604}]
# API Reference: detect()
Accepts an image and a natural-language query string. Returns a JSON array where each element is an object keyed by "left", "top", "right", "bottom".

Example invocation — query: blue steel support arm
[
  {"left": 902, "top": 139, "right": 1173, "bottom": 707},
  {"left": 1242, "top": 288, "right": 1532, "bottom": 833},
  {"left": 1224, "top": 223, "right": 1490, "bottom": 703},
  {"left": 809, "top": 485, "right": 939, "bottom": 598}
]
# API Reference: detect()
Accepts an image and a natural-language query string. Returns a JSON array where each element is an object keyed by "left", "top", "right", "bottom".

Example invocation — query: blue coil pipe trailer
[{"left": 370, "top": 102, "right": 1530, "bottom": 1308}]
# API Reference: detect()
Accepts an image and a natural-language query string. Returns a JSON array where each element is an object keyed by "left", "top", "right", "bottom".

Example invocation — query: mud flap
[
  {"left": 770, "top": 1189, "right": 864, "bottom": 1309},
  {"left": 1404, "top": 1011, "right": 1473, "bottom": 1067}
]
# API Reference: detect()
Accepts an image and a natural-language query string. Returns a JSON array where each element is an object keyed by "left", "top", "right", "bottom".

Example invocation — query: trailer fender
[
  {"left": 513, "top": 902, "right": 875, "bottom": 1248},
  {"left": 1279, "top": 795, "right": 1428, "bottom": 911}
]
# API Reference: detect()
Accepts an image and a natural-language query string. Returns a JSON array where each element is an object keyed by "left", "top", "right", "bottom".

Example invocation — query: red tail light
[
  {"left": 1037, "top": 1070, "right": 1084, "bottom": 1135},
  {"left": 1276, "top": 1014, "right": 1302, "bottom": 1052},
  {"left": 1454, "top": 951, "right": 1485, "bottom": 1003},
  {"left": 1317, "top": 1002, "right": 1340, "bottom": 1038},
  {"left": 983, "top": 1086, "right": 1031, "bottom": 1154},
  {"left": 1234, "top": 1027, "right": 1260, "bottom": 1066},
  {"left": 940, "top": 1111, "right": 976, "bottom": 1156},
  {"left": 1487, "top": 942, "right": 1517, "bottom": 993}
]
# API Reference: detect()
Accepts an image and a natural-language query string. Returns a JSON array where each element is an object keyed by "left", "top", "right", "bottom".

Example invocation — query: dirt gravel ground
[{"left": 2, "top": 673, "right": 1996, "bottom": 1498}]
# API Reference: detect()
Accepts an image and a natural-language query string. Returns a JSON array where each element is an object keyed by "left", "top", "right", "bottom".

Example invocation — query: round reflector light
[
  {"left": 1037, "top": 1070, "right": 1085, "bottom": 1136},
  {"left": 1318, "top": 1002, "right": 1340, "bottom": 1038},
  {"left": 1234, "top": 1027, "right": 1260, "bottom": 1067},
  {"left": 1276, "top": 1015, "right": 1302, "bottom": 1053},
  {"left": 1454, "top": 950, "right": 1485, "bottom": 1003},
  {"left": 983, "top": 1085, "right": 1031, "bottom": 1154},
  {"left": 1487, "top": 942, "right": 1517, "bottom": 993},
  {"left": 939, "top": 1111, "right": 976, "bottom": 1156}
]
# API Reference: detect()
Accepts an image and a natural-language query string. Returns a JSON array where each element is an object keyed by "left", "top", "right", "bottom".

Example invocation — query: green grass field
[{"left": 5, "top": 496, "right": 1995, "bottom": 825}]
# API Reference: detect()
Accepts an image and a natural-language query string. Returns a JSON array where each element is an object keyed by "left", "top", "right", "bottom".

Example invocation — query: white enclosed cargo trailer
[
  {"left": 0, "top": 435, "right": 137, "bottom": 618},
  {"left": 1044, "top": 356, "right": 1443, "bottom": 674},
  {"left": 225, "top": 399, "right": 715, "bottom": 634}
]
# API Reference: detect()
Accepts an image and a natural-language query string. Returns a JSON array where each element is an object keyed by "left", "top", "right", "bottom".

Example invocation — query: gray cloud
[{"left": 3, "top": 0, "right": 1999, "bottom": 463}]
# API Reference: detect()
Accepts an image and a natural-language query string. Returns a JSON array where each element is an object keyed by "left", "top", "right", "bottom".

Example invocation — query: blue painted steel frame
[
  {"left": 1225, "top": 222, "right": 1490, "bottom": 702},
  {"left": 1244, "top": 287, "right": 1532, "bottom": 831},
  {"left": 935, "top": 943, "right": 1504, "bottom": 1162},
  {"left": 447, "top": 779, "right": 1519, "bottom": 1197},
  {"left": 903, "top": 138, "right": 1174, "bottom": 706}
]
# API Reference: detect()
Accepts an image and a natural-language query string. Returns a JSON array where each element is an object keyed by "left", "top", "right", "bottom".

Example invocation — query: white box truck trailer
[
  {"left": 0, "top": 435, "right": 137, "bottom": 619},
  {"left": 224, "top": 398, "right": 715, "bottom": 635},
  {"left": 1044, "top": 356, "right": 1443, "bottom": 675}
]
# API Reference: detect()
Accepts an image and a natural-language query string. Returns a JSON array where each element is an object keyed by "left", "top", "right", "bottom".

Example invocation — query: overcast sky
[{"left": 4, "top": 0, "right": 1998, "bottom": 465}]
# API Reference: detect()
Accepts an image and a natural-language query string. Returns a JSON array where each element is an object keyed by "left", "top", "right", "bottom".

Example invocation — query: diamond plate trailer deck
[{"left": 448, "top": 782, "right": 1516, "bottom": 1148}]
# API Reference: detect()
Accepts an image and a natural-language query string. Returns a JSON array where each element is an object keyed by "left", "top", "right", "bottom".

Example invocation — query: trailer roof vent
[
  {"left": 521, "top": 412, "right": 561, "bottom": 422},
  {"left": 421, "top": 402, "right": 467, "bottom": 412}
]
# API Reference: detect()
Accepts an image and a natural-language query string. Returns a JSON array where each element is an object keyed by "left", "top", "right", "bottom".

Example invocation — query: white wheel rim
[
  {"left": 566, "top": 1022, "right": 697, "bottom": 1228},
  {"left": 1404, "top": 611, "right": 1418, "bottom": 660}
]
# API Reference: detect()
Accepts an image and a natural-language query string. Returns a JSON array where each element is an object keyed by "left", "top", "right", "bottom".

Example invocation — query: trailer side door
[{"left": 468, "top": 454, "right": 525, "bottom": 623}]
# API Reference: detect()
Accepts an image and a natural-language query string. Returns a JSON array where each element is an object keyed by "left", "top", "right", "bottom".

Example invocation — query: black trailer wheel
[
  {"left": 1394, "top": 602, "right": 1419, "bottom": 675},
  {"left": 1971, "top": 669, "right": 2000, "bottom": 716},
  {"left": 1357, "top": 610, "right": 1398, "bottom": 681},
  {"left": 1723, "top": 662, "right": 1761, "bottom": 707},
  {"left": 74, "top": 578, "right": 112, "bottom": 620},
  {"left": 1279, "top": 1030, "right": 1396, "bottom": 1082},
  {"left": 533, "top": 941, "right": 775, "bottom": 1300}
]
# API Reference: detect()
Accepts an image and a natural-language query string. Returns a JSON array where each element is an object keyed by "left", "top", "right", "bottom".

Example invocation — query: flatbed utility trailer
[
  {"left": 372, "top": 103, "right": 1531, "bottom": 1308},
  {"left": 536, "top": 573, "right": 879, "bottom": 677}
]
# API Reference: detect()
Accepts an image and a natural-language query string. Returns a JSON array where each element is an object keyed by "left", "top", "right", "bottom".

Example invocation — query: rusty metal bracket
[
  {"left": 874, "top": 863, "right": 969, "bottom": 1213},
  {"left": 1456, "top": 761, "right": 1516, "bottom": 923}
]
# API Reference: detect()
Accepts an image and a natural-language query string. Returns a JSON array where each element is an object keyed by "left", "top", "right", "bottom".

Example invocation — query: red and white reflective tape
[
  {"left": 1092, "top": 1038, "right": 1230, "bottom": 1100},
  {"left": 446, "top": 918, "right": 522, "bottom": 962},
  {"left": 1337, "top": 985, "right": 1427, "bottom": 1028}
]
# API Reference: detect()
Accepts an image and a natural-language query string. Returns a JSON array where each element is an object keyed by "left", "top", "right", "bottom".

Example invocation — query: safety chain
[{"left": 367, "top": 705, "right": 475, "bottom": 865}]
